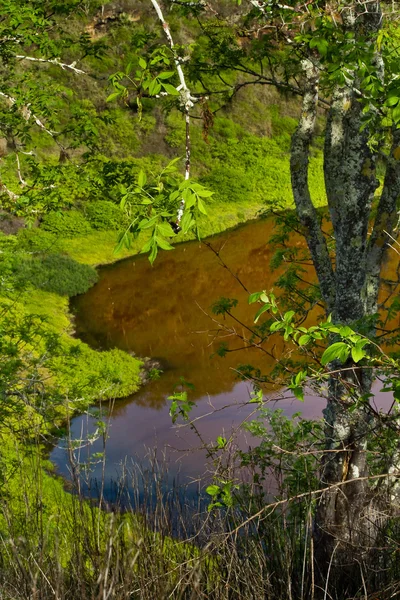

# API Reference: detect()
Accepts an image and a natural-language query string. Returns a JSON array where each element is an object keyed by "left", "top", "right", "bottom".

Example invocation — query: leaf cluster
[{"left": 116, "top": 157, "right": 212, "bottom": 263}]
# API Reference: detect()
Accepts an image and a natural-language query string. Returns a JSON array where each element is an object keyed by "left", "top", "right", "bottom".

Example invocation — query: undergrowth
[{"left": 14, "top": 254, "right": 99, "bottom": 296}]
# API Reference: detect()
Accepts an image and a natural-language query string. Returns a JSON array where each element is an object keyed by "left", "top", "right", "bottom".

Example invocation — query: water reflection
[
  {"left": 70, "top": 218, "right": 307, "bottom": 404},
  {"left": 51, "top": 217, "right": 398, "bottom": 500},
  {"left": 50, "top": 382, "right": 326, "bottom": 502}
]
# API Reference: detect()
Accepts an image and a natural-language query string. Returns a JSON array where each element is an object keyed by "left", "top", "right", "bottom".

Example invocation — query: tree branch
[
  {"left": 0, "top": 183, "right": 19, "bottom": 200},
  {"left": 150, "top": 0, "right": 198, "bottom": 225},
  {"left": 15, "top": 55, "right": 85, "bottom": 74},
  {"left": 323, "top": 85, "right": 354, "bottom": 234},
  {"left": 0, "top": 91, "right": 67, "bottom": 155},
  {"left": 365, "top": 128, "right": 400, "bottom": 313},
  {"left": 290, "top": 59, "right": 335, "bottom": 312}
]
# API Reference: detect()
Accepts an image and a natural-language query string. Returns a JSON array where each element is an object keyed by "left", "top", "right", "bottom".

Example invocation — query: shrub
[
  {"left": 0, "top": 231, "right": 18, "bottom": 251},
  {"left": 14, "top": 254, "right": 98, "bottom": 297},
  {"left": 41, "top": 210, "right": 92, "bottom": 237},
  {"left": 17, "top": 228, "right": 61, "bottom": 253},
  {"left": 85, "top": 200, "right": 125, "bottom": 231}
]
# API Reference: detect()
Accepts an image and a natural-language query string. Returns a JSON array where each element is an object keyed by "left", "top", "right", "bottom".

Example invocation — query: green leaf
[
  {"left": 283, "top": 325, "right": 294, "bottom": 341},
  {"left": 254, "top": 304, "right": 269, "bottom": 323},
  {"left": 157, "top": 222, "right": 174, "bottom": 237},
  {"left": 157, "top": 71, "right": 175, "bottom": 79},
  {"left": 180, "top": 211, "right": 194, "bottom": 234},
  {"left": 248, "top": 291, "right": 263, "bottom": 304},
  {"left": 162, "top": 83, "right": 180, "bottom": 95},
  {"left": 298, "top": 334, "right": 311, "bottom": 346},
  {"left": 387, "top": 96, "right": 399, "bottom": 107},
  {"left": 120, "top": 195, "right": 128, "bottom": 210},
  {"left": 196, "top": 188, "right": 214, "bottom": 198},
  {"left": 114, "top": 232, "right": 127, "bottom": 254},
  {"left": 292, "top": 386, "right": 304, "bottom": 402},
  {"left": 206, "top": 485, "right": 220, "bottom": 497},
  {"left": 283, "top": 310, "right": 295, "bottom": 323},
  {"left": 339, "top": 325, "right": 353, "bottom": 337},
  {"left": 295, "top": 370, "right": 306, "bottom": 385},
  {"left": 138, "top": 57, "right": 147, "bottom": 69},
  {"left": 169, "top": 190, "right": 180, "bottom": 202},
  {"left": 197, "top": 197, "right": 207, "bottom": 215},
  {"left": 381, "top": 116, "right": 393, "bottom": 127},
  {"left": 249, "top": 389, "right": 264, "bottom": 404},
  {"left": 163, "top": 158, "right": 181, "bottom": 174},
  {"left": 393, "top": 104, "right": 400, "bottom": 124},
  {"left": 149, "top": 243, "right": 158, "bottom": 264},
  {"left": 351, "top": 343, "right": 367, "bottom": 363},
  {"left": 140, "top": 216, "right": 158, "bottom": 230},
  {"left": 137, "top": 170, "right": 147, "bottom": 188},
  {"left": 184, "top": 192, "right": 196, "bottom": 209},
  {"left": 321, "top": 342, "right": 350, "bottom": 366},
  {"left": 156, "top": 236, "right": 174, "bottom": 251},
  {"left": 148, "top": 79, "right": 162, "bottom": 95},
  {"left": 316, "top": 39, "right": 329, "bottom": 56},
  {"left": 106, "top": 91, "right": 122, "bottom": 102},
  {"left": 140, "top": 238, "right": 153, "bottom": 253},
  {"left": 216, "top": 436, "right": 227, "bottom": 449}
]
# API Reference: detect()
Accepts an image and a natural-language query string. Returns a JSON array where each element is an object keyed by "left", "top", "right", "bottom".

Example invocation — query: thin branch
[
  {"left": 15, "top": 153, "right": 26, "bottom": 186},
  {"left": 0, "top": 182, "right": 19, "bottom": 200},
  {"left": 0, "top": 91, "right": 66, "bottom": 155},
  {"left": 15, "top": 55, "right": 85, "bottom": 74},
  {"left": 150, "top": 0, "right": 198, "bottom": 224},
  {"left": 228, "top": 471, "right": 400, "bottom": 537},
  {"left": 203, "top": 240, "right": 251, "bottom": 294},
  {"left": 366, "top": 129, "right": 400, "bottom": 313}
]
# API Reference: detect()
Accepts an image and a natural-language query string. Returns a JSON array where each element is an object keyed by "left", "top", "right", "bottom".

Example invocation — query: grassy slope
[
  {"left": 58, "top": 93, "right": 326, "bottom": 265},
  {"left": 7, "top": 288, "right": 142, "bottom": 404}
]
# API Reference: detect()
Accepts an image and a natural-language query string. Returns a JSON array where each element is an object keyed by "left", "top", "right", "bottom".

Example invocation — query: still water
[{"left": 50, "top": 218, "right": 394, "bottom": 501}]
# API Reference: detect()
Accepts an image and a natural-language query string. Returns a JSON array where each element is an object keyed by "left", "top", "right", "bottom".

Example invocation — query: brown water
[
  {"left": 50, "top": 218, "right": 396, "bottom": 501},
  {"left": 70, "top": 217, "right": 305, "bottom": 400}
]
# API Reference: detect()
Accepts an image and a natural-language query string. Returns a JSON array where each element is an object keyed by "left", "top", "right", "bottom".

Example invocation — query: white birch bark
[{"left": 150, "top": 0, "right": 197, "bottom": 223}]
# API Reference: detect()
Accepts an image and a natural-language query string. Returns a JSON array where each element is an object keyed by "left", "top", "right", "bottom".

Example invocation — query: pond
[{"left": 50, "top": 217, "right": 394, "bottom": 503}]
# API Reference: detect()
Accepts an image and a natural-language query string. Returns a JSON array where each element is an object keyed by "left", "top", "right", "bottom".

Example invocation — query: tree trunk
[{"left": 290, "top": 1, "right": 400, "bottom": 592}]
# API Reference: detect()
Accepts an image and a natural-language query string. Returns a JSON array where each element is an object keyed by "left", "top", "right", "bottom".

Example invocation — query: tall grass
[{"left": 1, "top": 422, "right": 400, "bottom": 600}]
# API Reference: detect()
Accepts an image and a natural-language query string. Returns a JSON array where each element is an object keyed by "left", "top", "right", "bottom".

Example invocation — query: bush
[
  {"left": 41, "top": 210, "right": 92, "bottom": 237},
  {"left": 17, "top": 228, "right": 61, "bottom": 253},
  {"left": 14, "top": 254, "right": 98, "bottom": 297},
  {"left": 0, "top": 231, "right": 18, "bottom": 251},
  {"left": 85, "top": 200, "right": 125, "bottom": 231}
]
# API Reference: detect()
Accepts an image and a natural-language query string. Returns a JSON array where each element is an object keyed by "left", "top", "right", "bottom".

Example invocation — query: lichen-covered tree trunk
[{"left": 290, "top": 0, "right": 400, "bottom": 591}]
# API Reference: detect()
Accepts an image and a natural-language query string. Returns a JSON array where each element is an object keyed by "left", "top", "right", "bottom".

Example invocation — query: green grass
[
  {"left": 3, "top": 287, "right": 142, "bottom": 406},
  {"left": 52, "top": 340, "right": 142, "bottom": 403},
  {"left": 57, "top": 229, "right": 148, "bottom": 265},
  {"left": 19, "top": 288, "right": 71, "bottom": 332},
  {"left": 163, "top": 101, "right": 326, "bottom": 212},
  {"left": 57, "top": 201, "right": 265, "bottom": 266}
]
